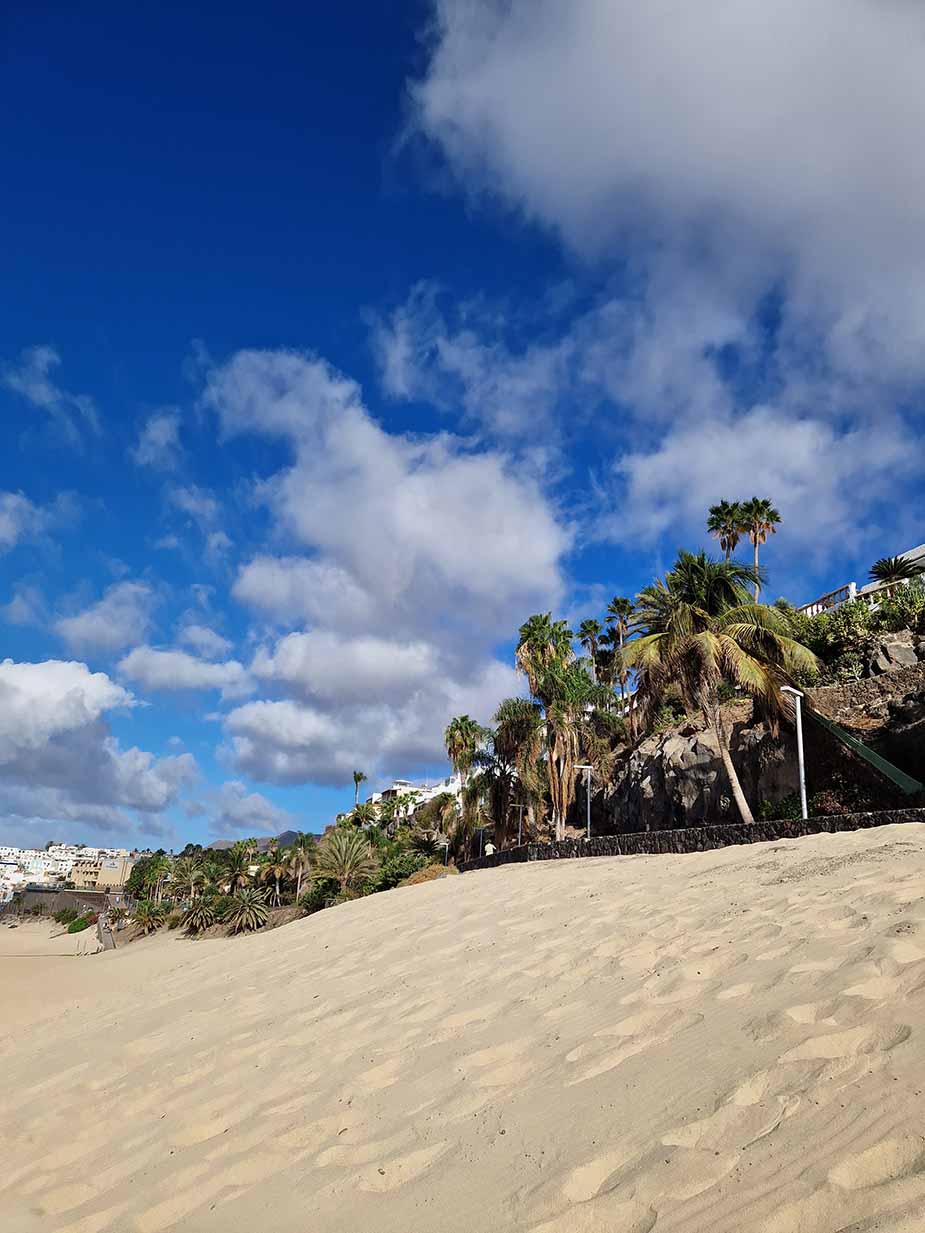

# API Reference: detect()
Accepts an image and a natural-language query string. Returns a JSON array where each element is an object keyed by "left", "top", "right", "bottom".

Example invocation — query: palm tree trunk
[
  {"left": 707, "top": 705, "right": 755, "bottom": 825},
  {"left": 753, "top": 537, "right": 760, "bottom": 601}
]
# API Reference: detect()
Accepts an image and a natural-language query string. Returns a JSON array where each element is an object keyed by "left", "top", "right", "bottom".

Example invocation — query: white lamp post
[
  {"left": 576, "top": 765, "right": 593, "bottom": 841},
  {"left": 781, "top": 686, "right": 808, "bottom": 821}
]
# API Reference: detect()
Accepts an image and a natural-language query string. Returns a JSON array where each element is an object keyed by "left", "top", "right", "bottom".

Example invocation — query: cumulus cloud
[
  {"left": 0, "top": 489, "right": 77, "bottom": 554},
  {"left": 178, "top": 623, "right": 232, "bottom": 659},
  {"left": 131, "top": 409, "right": 183, "bottom": 470},
  {"left": 207, "top": 349, "right": 568, "bottom": 638},
  {"left": 405, "top": 1, "right": 925, "bottom": 558},
  {"left": 118, "top": 646, "right": 252, "bottom": 700},
  {"left": 3, "top": 344, "right": 100, "bottom": 443},
  {"left": 168, "top": 483, "right": 220, "bottom": 528},
  {"left": 202, "top": 346, "right": 564, "bottom": 786},
  {"left": 55, "top": 581, "right": 155, "bottom": 655},
  {"left": 225, "top": 655, "right": 520, "bottom": 785},
  {"left": 204, "top": 780, "right": 293, "bottom": 837},
  {"left": 0, "top": 659, "right": 197, "bottom": 844}
]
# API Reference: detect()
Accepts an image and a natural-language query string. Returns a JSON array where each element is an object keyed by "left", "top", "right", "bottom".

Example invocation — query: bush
[
  {"left": 67, "top": 916, "right": 91, "bottom": 933},
  {"left": 210, "top": 894, "right": 234, "bottom": 920},
  {"left": 373, "top": 851, "right": 429, "bottom": 891},
  {"left": 54, "top": 907, "right": 79, "bottom": 925},
  {"left": 298, "top": 879, "right": 339, "bottom": 915},
  {"left": 166, "top": 910, "right": 184, "bottom": 930}
]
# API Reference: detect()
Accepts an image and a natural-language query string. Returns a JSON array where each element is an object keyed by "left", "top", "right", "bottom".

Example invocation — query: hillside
[{"left": 4, "top": 826, "right": 925, "bottom": 1232}]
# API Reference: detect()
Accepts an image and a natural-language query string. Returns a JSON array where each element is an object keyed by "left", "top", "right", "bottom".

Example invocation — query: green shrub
[
  {"left": 67, "top": 916, "right": 91, "bottom": 933},
  {"left": 298, "top": 879, "right": 339, "bottom": 915},
  {"left": 373, "top": 851, "right": 429, "bottom": 891},
  {"left": 54, "top": 907, "right": 79, "bottom": 925},
  {"left": 210, "top": 894, "right": 234, "bottom": 920},
  {"left": 166, "top": 909, "right": 184, "bottom": 930}
]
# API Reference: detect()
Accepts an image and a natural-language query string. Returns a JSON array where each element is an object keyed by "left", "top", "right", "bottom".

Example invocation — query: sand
[{"left": 3, "top": 824, "right": 925, "bottom": 1233}]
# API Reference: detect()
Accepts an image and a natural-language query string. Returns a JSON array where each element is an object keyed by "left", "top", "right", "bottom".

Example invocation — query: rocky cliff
[{"left": 603, "top": 660, "right": 924, "bottom": 834}]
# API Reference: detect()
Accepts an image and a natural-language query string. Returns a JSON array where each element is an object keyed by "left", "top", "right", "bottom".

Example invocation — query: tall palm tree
[
  {"left": 605, "top": 596, "right": 635, "bottom": 714},
  {"left": 869, "top": 555, "right": 924, "bottom": 590},
  {"left": 143, "top": 855, "right": 171, "bottom": 904},
  {"left": 493, "top": 696, "right": 545, "bottom": 839},
  {"left": 353, "top": 770, "right": 367, "bottom": 807},
  {"left": 626, "top": 552, "right": 816, "bottom": 826},
  {"left": 577, "top": 619, "right": 602, "bottom": 681},
  {"left": 738, "top": 497, "right": 781, "bottom": 599},
  {"left": 515, "top": 613, "right": 574, "bottom": 703},
  {"left": 286, "top": 833, "right": 314, "bottom": 902},
  {"left": 707, "top": 500, "right": 745, "bottom": 560},
  {"left": 443, "top": 715, "right": 485, "bottom": 789},
  {"left": 171, "top": 856, "right": 204, "bottom": 903},
  {"left": 313, "top": 829, "right": 379, "bottom": 898}
]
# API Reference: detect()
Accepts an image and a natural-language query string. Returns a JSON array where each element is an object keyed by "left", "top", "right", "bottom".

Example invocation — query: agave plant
[
  {"left": 183, "top": 900, "right": 217, "bottom": 935},
  {"left": 133, "top": 899, "right": 168, "bottom": 935},
  {"left": 224, "top": 887, "right": 270, "bottom": 934}
]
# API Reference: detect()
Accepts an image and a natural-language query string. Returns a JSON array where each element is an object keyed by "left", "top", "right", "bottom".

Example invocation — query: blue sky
[{"left": 2, "top": 0, "right": 923, "bottom": 849}]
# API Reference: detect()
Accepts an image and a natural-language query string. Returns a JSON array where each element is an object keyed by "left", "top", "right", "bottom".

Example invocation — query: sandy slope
[{"left": 3, "top": 825, "right": 925, "bottom": 1233}]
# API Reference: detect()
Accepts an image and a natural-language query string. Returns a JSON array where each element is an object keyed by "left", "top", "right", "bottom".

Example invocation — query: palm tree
[
  {"left": 313, "top": 829, "right": 379, "bottom": 898},
  {"left": 493, "top": 696, "right": 545, "bottom": 839},
  {"left": 625, "top": 552, "right": 816, "bottom": 826},
  {"left": 605, "top": 596, "right": 635, "bottom": 715},
  {"left": 183, "top": 901, "right": 217, "bottom": 935},
  {"left": 224, "top": 848, "right": 252, "bottom": 893},
  {"left": 869, "top": 555, "right": 924, "bottom": 590},
  {"left": 738, "top": 497, "right": 781, "bottom": 599},
  {"left": 444, "top": 715, "right": 485, "bottom": 789},
  {"left": 133, "top": 900, "right": 168, "bottom": 935},
  {"left": 286, "top": 833, "right": 314, "bottom": 902},
  {"left": 543, "top": 661, "right": 611, "bottom": 839},
  {"left": 143, "top": 855, "right": 171, "bottom": 904},
  {"left": 171, "top": 856, "right": 204, "bottom": 903},
  {"left": 224, "top": 888, "right": 269, "bottom": 934},
  {"left": 353, "top": 769, "right": 367, "bottom": 807},
  {"left": 577, "top": 618, "right": 603, "bottom": 681},
  {"left": 465, "top": 735, "right": 518, "bottom": 850},
  {"left": 350, "top": 802, "right": 379, "bottom": 828},
  {"left": 515, "top": 613, "right": 574, "bottom": 703},
  {"left": 259, "top": 856, "right": 289, "bottom": 906},
  {"left": 707, "top": 500, "right": 745, "bottom": 560}
]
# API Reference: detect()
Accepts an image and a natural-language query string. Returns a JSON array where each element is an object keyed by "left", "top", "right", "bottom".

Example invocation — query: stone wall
[{"left": 459, "top": 807, "right": 925, "bottom": 872}]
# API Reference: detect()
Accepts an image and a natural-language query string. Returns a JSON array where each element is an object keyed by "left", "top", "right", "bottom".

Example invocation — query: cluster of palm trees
[
  {"left": 707, "top": 497, "right": 781, "bottom": 597},
  {"left": 441, "top": 496, "right": 822, "bottom": 843},
  {"left": 126, "top": 826, "right": 387, "bottom": 938}
]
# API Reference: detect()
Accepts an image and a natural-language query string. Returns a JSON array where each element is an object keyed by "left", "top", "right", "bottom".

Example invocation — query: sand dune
[{"left": 3, "top": 824, "right": 925, "bottom": 1232}]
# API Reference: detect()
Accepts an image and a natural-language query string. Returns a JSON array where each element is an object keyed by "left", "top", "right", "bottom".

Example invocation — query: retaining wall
[{"left": 458, "top": 808, "right": 925, "bottom": 873}]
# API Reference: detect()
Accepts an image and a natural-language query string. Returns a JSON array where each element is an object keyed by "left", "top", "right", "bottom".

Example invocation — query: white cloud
[
  {"left": 207, "top": 349, "right": 568, "bottom": 637},
  {"left": 0, "top": 659, "right": 196, "bottom": 844},
  {"left": 0, "top": 491, "right": 49, "bottom": 552},
  {"left": 252, "top": 631, "right": 439, "bottom": 705},
  {"left": 118, "top": 646, "right": 252, "bottom": 700},
  {"left": 224, "top": 654, "right": 520, "bottom": 786},
  {"left": 373, "top": 282, "right": 576, "bottom": 442},
  {"left": 406, "top": 1, "right": 925, "bottom": 554},
  {"left": 168, "top": 483, "right": 220, "bottom": 527},
  {"left": 233, "top": 556, "right": 376, "bottom": 631},
  {"left": 202, "top": 347, "right": 563, "bottom": 789},
  {"left": 1, "top": 583, "right": 46, "bottom": 627},
  {"left": 131, "top": 409, "right": 183, "bottom": 470},
  {"left": 3, "top": 345, "right": 100, "bottom": 443},
  {"left": 55, "top": 581, "right": 155, "bottom": 654},
  {"left": 204, "top": 780, "right": 293, "bottom": 838},
  {"left": 178, "top": 623, "right": 232, "bottom": 659}
]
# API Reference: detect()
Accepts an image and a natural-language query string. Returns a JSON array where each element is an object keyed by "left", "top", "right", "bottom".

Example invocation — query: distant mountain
[{"left": 206, "top": 829, "right": 318, "bottom": 852}]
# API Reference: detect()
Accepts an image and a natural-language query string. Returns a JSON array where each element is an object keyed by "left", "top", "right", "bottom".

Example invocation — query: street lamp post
[
  {"left": 576, "top": 765, "right": 593, "bottom": 841},
  {"left": 781, "top": 686, "right": 808, "bottom": 821}
]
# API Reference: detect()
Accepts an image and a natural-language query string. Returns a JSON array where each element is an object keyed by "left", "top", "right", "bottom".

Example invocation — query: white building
[
  {"left": 366, "top": 773, "right": 463, "bottom": 821},
  {"left": 799, "top": 543, "right": 925, "bottom": 616}
]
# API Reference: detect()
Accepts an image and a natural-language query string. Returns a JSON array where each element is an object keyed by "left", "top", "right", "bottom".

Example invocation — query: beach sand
[{"left": 3, "top": 823, "right": 925, "bottom": 1232}]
